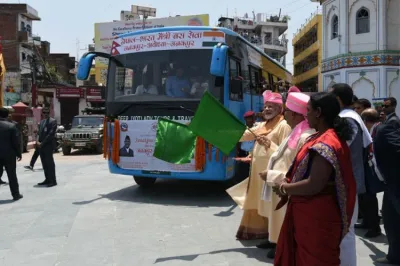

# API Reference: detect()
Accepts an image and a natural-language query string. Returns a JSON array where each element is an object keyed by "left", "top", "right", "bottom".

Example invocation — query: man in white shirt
[{"left": 134, "top": 76, "right": 158, "bottom": 95}]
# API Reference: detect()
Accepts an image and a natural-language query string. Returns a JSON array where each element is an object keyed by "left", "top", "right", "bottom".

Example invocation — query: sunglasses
[{"left": 382, "top": 104, "right": 391, "bottom": 108}]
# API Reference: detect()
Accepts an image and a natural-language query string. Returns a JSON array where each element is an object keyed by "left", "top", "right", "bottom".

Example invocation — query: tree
[{"left": 43, "top": 62, "right": 64, "bottom": 84}]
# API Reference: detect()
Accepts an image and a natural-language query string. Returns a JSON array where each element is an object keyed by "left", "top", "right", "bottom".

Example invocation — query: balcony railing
[
  {"left": 263, "top": 37, "right": 288, "bottom": 48},
  {"left": 257, "top": 14, "right": 290, "bottom": 24}
]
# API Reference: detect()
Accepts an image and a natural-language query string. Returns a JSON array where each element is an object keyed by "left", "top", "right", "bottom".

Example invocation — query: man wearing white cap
[{"left": 258, "top": 92, "right": 316, "bottom": 259}]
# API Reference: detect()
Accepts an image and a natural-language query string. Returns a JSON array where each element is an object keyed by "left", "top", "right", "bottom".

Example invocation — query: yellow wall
[{"left": 292, "top": 14, "right": 322, "bottom": 91}]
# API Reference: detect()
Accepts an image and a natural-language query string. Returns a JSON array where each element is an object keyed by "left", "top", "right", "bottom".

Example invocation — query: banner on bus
[
  {"left": 111, "top": 30, "right": 225, "bottom": 55},
  {"left": 117, "top": 120, "right": 198, "bottom": 172}
]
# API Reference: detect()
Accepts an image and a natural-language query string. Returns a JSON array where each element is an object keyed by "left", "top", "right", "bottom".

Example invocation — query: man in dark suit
[
  {"left": 0, "top": 107, "right": 23, "bottom": 200},
  {"left": 374, "top": 97, "right": 400, "bottom": 264},
  {"left": 37, "top": 107, "right": 58, "bottom": 187},
  {"left": 119, "top": 135, "right": 134, "bottom": 157}
]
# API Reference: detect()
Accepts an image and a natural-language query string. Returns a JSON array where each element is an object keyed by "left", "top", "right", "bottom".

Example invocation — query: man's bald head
[{"left": 361, "top": 108, "right": 379, "bottom": 130}]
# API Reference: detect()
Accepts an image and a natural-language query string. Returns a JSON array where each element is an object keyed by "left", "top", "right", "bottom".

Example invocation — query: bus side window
[
  {"left": 229, "top": 58, "right": 243, "bottom": 101},
  {"left": 249, "top": 66, "right": 261, "bottom": 94}
]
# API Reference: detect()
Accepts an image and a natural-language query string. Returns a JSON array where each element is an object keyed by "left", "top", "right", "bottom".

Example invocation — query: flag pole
[{"left": 246, "top": 127, "right": 258, "bottom": 137}]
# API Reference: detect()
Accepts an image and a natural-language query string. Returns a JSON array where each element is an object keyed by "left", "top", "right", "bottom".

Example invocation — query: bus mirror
[
  {"left": 77, "top": 54, "right": 96, "bottom": 80},
  {"left": 210, "top": 44, "right": 228, "bottom": 77}
]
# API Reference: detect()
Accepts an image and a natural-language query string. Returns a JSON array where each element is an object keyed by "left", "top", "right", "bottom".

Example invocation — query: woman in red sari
[{"left": 273, "top": 92, "right": 357, "bottom": 266}]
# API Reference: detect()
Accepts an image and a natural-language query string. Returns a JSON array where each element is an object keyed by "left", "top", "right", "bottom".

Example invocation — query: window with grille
[
  {"left": 356, "top": 8, "right": 370, "bottom": 34},
  {"left": 332, "top": 15, "right": 339, "bottom": 39}
]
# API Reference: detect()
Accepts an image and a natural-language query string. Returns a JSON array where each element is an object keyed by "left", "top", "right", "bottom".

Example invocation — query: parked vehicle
[
  {"left": 61, "top": 115, "right": 104, "bottom": 155},
  {"left": 54, "top": 125, "right": 65, "bottom": 153}
]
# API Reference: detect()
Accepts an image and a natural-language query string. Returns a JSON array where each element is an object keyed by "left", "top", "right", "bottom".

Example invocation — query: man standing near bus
[
  {"left": 227, "top": 92, "right": 291, "bottom": 240},
  {"left": 36, "top": 107, "right": 58, "bottom": 187},
  {"left": 258, "top": 92, "right": 315, "bottom": 258}
]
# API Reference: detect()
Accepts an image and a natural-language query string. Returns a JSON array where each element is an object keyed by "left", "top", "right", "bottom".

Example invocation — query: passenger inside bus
[
  {"left": 165, "top": 67, "right": 191, "bottom": 98},
  {"left": 189, "top": 75, "right": 209, "bottom": 98},
  {"left": 133, "top": 74, "right": 158, "bottom": 95}
]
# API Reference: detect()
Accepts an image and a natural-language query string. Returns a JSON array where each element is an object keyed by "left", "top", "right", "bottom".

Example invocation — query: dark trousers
[
  {"left": 358, "top": 192, "right": 381, "bottom": 230},
  {"left": 382, "top": 192, "right": 400, "bottom": 263},
  {"left": 39, "top": 146, "right": 56, "bottom": 184},
  {"left": 0, "top": 157, "right": 20, "bottom": 198},
  {"left": 30, "top": 148, "right": 40, "bottom": 167}
]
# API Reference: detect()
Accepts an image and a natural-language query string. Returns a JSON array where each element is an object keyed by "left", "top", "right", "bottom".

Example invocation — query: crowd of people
[
  {"left": 0, "top": 106, "right": 58, "bottom": 201},
  {"left": 229, "top": 84, "right": 400, "bottom": 265}
]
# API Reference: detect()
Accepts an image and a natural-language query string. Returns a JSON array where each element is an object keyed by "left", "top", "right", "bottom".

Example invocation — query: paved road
[{"left": 0, "top": 150, "right": 393, "bottom": 265}]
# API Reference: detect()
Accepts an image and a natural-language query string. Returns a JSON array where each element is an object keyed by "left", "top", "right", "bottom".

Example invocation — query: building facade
[
  {"left": 292, "top": 9, "right": 322, "bottom": 92},
  {"left": 315, "top": 0, "right": 400, "bottom": 112},
  {"left": 0, "top": 4, "right": 41, "bottom": 106},
  {"left": 218, "top": 12, "right": 289, "bottom": 67}
]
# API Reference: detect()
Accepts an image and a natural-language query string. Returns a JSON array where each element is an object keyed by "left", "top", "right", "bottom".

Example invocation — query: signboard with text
[
  {"left": 117, "top": 120, "right": 197, "bottom": 172},
  {"left": 85, "top": 87, "right": 104, "bottom": 102},
  {"left": 56, "top": 88, "right": 84, "bottom": 98},
  {"left": 94, "top": 14, "right": 210, "bottom": 84},
  {"left": 111, "top": 30, "right": 225, "bottom": 55}
]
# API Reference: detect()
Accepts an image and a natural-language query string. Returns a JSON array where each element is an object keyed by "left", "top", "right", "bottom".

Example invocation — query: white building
[
  {"left": 314, "top": 0, "right": 400, "bottom": 111},
  {"left": 218, "top": 13, "right": 289, "bottom": 67}
]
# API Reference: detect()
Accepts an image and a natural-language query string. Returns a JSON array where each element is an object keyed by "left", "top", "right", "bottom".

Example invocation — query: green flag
[
  {"left": 153, "top": 118, "right": 197, "bottom": 164},
  {"left": 188, "top": 91, "right": 246, "bottom": 155}
]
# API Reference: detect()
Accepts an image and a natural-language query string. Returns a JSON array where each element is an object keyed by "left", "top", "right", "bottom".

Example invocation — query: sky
[{"left": 4, "top": 0, "right": 321, "bottom": 73}]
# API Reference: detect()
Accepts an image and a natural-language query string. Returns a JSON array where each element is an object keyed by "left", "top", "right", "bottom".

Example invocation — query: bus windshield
[{"left": 107, "top": 49, "right": 220, "bottom": 102}]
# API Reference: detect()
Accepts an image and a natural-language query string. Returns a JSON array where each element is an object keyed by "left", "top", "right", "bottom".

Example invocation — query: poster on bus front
[{"left": 117, "top": 120, "right": 197, "bottom": 172}]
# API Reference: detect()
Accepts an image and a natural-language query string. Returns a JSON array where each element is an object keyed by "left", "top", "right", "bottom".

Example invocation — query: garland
[
  {"left": 195, "top": 137, "right": 206, "bottom": 171},
  {"left": 112, "top": 120, "right": 120, "bottom": 164}
]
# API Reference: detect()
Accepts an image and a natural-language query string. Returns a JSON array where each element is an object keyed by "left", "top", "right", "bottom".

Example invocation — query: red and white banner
[
  {"left": 111, "top": 30, "right": 225, "bottom": 55},
  {"left": 56, "top": 88, "right": 84, "bottom": 98},
  {"left": 85, "top": 87, "right": 104, "bottom": 102}
]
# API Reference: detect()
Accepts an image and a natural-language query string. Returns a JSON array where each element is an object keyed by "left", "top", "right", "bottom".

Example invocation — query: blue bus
[{"left": 76, "top": 26, "right": 292, "bottom": 187}]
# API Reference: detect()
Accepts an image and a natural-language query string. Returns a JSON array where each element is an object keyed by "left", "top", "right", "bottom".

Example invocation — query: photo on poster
[{"left": 119, "top": 135, "right": 134, "bottom": 157}]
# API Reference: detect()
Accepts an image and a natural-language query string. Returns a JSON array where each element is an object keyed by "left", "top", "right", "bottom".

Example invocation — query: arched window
[
  {"left": 356, "top": 8, "right": 370, "bottom": 34},
  {"left": 331, "top": 15, "right": 338, "bottom": 39}
]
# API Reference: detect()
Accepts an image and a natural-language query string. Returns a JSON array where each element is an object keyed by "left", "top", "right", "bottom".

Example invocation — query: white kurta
[
  {"left": 227, "top": 119, "right": 292, "bottom": 215},
  {"left": 262, "top": 127, "right": 315, "bottom": 243}
]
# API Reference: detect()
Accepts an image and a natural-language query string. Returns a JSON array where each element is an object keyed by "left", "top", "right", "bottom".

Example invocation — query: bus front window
[{"left": 107, "top": 49, "right": 220, "bottom": 102}]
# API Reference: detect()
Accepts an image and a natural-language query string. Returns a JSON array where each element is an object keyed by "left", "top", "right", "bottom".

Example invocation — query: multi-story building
[
  {"left": 313, "top": 0, "right": 400, "bottom": 112},
  {"left": 218, "top": 12, "right": 289, "bottom": 67},
  {"left": 0, "top": 3, "right": 41, "bottom": 106},
  {"left": 292, "top": 9, "right": 322, "bottom": 92}
]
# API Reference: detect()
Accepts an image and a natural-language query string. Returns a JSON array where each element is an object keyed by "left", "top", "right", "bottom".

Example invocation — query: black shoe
[
  {"left": 0, "top": 180, "right": 7, "bottom": 185},
  {"left": 37, "top": 181, "right": 49, "bottom": 186},
  {"left": 47, "top": 182, "right": 57, "bottom": 187},
  {"left": 13, "top": 194, "right": 23, "bottom": 201},
  {"left": 365, "top": 228, "right": 382, "bottom": 238},
  {"left": 267, "top": 248, "right": 276, "bottom": 259},
  {"left": 355, "top": 223, "right": 368, "bottom": 229},
  {"left": 256, "top": 241, "right": 276, "bottom": 249},
  {"left": 24, "top": 165, "right": 33, "bottom": 170}
]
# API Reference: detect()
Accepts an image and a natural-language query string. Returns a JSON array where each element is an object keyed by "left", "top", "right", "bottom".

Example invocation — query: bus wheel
[{"left": 133, "top": 176, "right": 157, "bottom": 187}]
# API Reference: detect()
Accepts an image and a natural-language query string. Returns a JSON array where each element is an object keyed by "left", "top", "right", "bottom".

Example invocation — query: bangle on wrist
[{"left": 279, "top": 183, "right": 287, "bottom": 195}]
